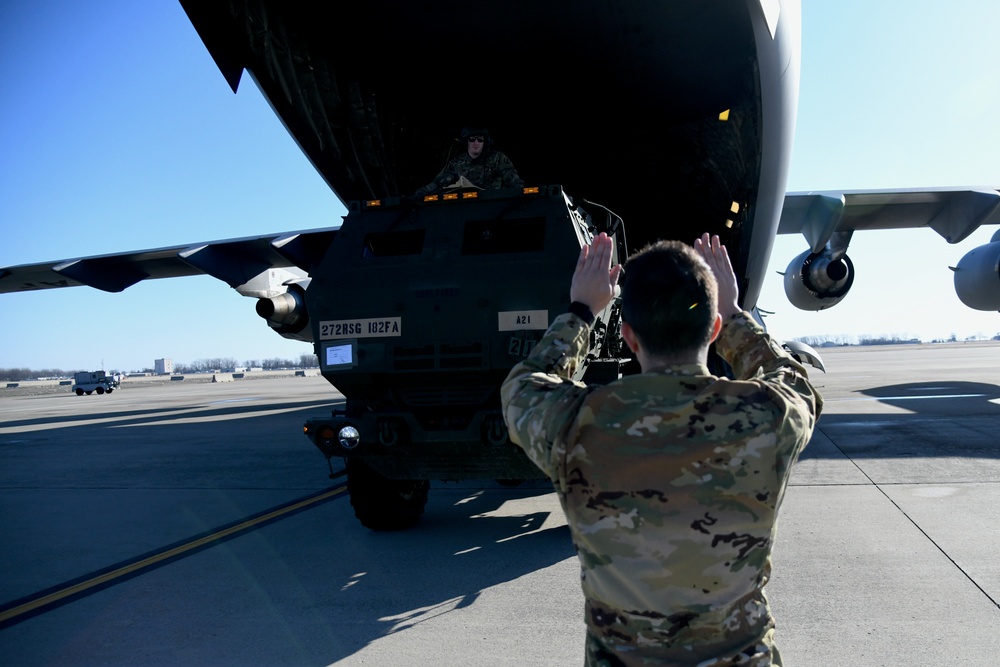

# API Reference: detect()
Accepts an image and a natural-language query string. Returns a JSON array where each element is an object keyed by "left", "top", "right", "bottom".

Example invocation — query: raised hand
[
  {"left": 694, "top": 233, "right": 741, "bottom": 319},
  {"left": 570, "top": 232, "right": 622, "bottom": 314}
]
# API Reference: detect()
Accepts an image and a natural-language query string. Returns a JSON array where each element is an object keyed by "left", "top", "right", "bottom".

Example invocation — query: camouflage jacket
[
  {"left": 415, "top": 150, "right": 523, "bottom": 195},
  {"left": 501, "top": 311, "right": 822, "bottom": 666}
]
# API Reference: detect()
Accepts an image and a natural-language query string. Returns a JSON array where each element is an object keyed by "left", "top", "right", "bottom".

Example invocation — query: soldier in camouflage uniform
[
  {"left": 501, "top": 233, "right": 822, "bottom": 666},
  {"left": 415, "top": 127, "right": 523, "bottom": 196}
]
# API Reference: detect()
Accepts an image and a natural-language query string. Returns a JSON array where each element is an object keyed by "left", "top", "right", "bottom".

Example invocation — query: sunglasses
[{"left": 467, "top": 136, "right": 485, "bottom": 143}]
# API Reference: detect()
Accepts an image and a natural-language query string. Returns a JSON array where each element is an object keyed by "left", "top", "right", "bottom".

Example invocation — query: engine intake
[
  {"left": 783, "top": 248, "right": 855, "bottom": 311},
  {"left": 952, "top": 231, "right": 1000, "bottom": 311}
]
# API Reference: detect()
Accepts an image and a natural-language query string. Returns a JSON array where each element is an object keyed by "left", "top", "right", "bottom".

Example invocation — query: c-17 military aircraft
[{"left": 2, "top": 0, "right": 998, "bottom": 529}]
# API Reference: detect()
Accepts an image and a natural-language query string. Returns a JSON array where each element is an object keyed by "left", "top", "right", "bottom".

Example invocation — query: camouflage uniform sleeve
[
  {"left": 717, "top": 311, "right": 824, "bottom": 422},
  {"left": 414, "top": 155, "right": 465, "bottom": 196},
  {"left": 414, "top": 182, "right": 436, "bottom": 197},
  {"left": 495, "top": 151, "right": 524, "bottom": 188},
  {"left": 414, "top": 171, "right": 446, "bottom": 197},
  {"left": 501, "top": 312, "right": 593, "bottom": 481}
]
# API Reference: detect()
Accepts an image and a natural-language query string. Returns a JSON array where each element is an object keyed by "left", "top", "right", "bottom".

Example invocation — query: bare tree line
[
  {"left": 1, "top": 354, "right": 319, "bottom": 382},
  {"left": 4, "top": 333, "right": 999, "bottom": 382},
  {"left": 794, "top": 333, "right": 1000, "bottom": 347},
  {"left": 172, "top": 354, "right": 318, "bottom": 374}
]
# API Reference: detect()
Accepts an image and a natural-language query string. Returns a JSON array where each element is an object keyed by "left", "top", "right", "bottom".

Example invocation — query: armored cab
[{"left": 304, "top": 185, "right": 626, "bottom": 529}]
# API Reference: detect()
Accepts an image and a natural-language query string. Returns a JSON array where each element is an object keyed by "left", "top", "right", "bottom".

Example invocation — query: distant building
[{"left": 154, "top": 358, "right": 173, "bottom": 375}]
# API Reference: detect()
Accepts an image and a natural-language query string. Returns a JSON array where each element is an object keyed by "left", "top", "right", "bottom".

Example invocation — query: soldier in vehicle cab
[{"left": 415, "top": 127, "right": 523, "bottom": 196}]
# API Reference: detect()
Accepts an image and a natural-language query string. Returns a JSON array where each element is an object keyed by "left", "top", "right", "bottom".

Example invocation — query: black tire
[
  {"left": 75, "top": 388, "right": 84, "bottom": 396},
  {"left": 95, "top": 386, "right": 105, "bottom": 395},
  {"left": 346, "top": 460, "right": 429, "bottom": 531}
]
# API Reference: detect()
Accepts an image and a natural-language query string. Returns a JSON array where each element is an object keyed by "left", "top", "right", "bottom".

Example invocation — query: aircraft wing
[
  {"left": 779, "top": 187, "right": 1000, "bottom": 252},
  {"left": 777, "top": 187, "right": 1000, "bottom": 312},
  {"left": 0, "top": 228, "right": 339, "bottom": 298}
]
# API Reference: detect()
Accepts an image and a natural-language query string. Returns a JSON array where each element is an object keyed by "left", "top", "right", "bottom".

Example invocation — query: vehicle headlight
[{"left": 338, "top": 426, "right": 360, "bottom": 449}]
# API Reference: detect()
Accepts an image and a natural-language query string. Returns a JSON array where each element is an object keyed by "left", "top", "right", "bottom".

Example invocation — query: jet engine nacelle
[
  {"left": 952, "top": 230, "right": 1000, "bottom": 311},
  {"left": 255, "top": 282, "right": 312, "bottom": 341},
  {"left": 783, "top": 248, "right": 855, "bottom": 311}
]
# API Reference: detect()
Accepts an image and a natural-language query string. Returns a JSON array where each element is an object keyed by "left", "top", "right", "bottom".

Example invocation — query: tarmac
[{"left": 0, "top": 342, "right": 998, "bottom": 666}]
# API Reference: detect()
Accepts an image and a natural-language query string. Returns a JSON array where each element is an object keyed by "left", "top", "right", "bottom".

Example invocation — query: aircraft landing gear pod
[{"left": 303, "top": 185, "right": 627, "bottom": 530}]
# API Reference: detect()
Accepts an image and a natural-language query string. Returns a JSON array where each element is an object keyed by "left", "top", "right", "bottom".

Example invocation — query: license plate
[{"left": 320, "top": 317, "right": 402, "bottom": 339}]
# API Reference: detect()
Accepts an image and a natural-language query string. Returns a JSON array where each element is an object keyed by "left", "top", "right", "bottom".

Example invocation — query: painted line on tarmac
[
  {"left": 0, "top": 485, "right": 347, "bottom": 628},
  {"left": 826, "top": 393, "right": 988, "bottom": 402}
]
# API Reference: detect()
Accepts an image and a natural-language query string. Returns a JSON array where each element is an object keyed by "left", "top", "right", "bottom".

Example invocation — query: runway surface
[{"left": 1, "top": 344, "right": 998, "bottom": 666}]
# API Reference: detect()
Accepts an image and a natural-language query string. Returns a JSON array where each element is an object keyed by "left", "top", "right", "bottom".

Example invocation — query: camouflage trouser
[
  {"left": 585, "top": 628, "right": 781, "bottom": 667},
  {"left": 583, "top": 596, "right": 780, "bottom": 667}
]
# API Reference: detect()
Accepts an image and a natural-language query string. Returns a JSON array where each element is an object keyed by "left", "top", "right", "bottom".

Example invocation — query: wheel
[
  {"left": 85, "top": 391, "right": 93, "bottom": 395},
  {"left": 106, "top": 388, "right": 114, "bottom": 394},
  {"left": 75, "top": 388, "right": 84, "bottom": 396},
  {"left": 345, "top": 459, "right": 429, "bottom": 531},
  {"left": 95, "top": 386, "right": 105, "bottom": 395}
]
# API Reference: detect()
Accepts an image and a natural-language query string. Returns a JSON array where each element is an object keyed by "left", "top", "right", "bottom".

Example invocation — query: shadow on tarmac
[
  {"left": 150, "top": 483, "right": 575, "bottom": 666},
  {"left": 284, "top": 484, "right": 573, "bottom": 661},
  {"left": 0, "top": 381, "right": 578, "bottom": 666},
  {"left": 12, "top": 377, "right": 998, "bottom": 664},
  {"left": 1, "top": 398, "right": 344, "bottom": 431},
  {"left": 803, "top": 380, "right": 1000, "bottom": 462}
]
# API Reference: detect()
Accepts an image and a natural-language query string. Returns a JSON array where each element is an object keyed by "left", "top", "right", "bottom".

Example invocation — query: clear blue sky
[{"left": 1, "top": 0, "right": 998, "bottom": 372}]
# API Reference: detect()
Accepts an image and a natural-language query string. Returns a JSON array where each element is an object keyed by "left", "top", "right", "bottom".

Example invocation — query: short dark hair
[{"left": 620, "top": 240, "right": 718, "bottom": 357}]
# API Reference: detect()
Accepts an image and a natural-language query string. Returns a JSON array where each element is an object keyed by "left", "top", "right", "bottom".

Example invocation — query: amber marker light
[
  {"left": 719, "top": 109, "right": 730, "bottom": 121},
  {"left": 443, "top": 192, "right": 459, "bottom": 200},
  {"left": 365, "top": 199, "right": 382, "bottom": 207},
  {"left": 462, "top": 191, "right": 478, "bottom": 199},
  {"left": 730, "top": 201, "right": 740, "bottom": 214},
  {"left": 317, "top": 425, "right": 336, "bottom": 446},
  {"left": 423, "top": 194, "right": 439, "bottom": 202},
  {"left": 523, "top": 186, "right": 539, "bottom": 194}
]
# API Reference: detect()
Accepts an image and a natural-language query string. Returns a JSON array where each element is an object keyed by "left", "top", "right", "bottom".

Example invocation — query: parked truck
[{"left": 72, "top": 371, "right": 120, "bottom": 396}]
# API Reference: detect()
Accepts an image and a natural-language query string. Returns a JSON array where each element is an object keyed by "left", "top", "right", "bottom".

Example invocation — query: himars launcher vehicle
[
  {"left": 2, "top": 1, "right": 998, "bottom": 529},
  {"left": 296, "top": 186, "right": 628, "bottom": 529}
]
